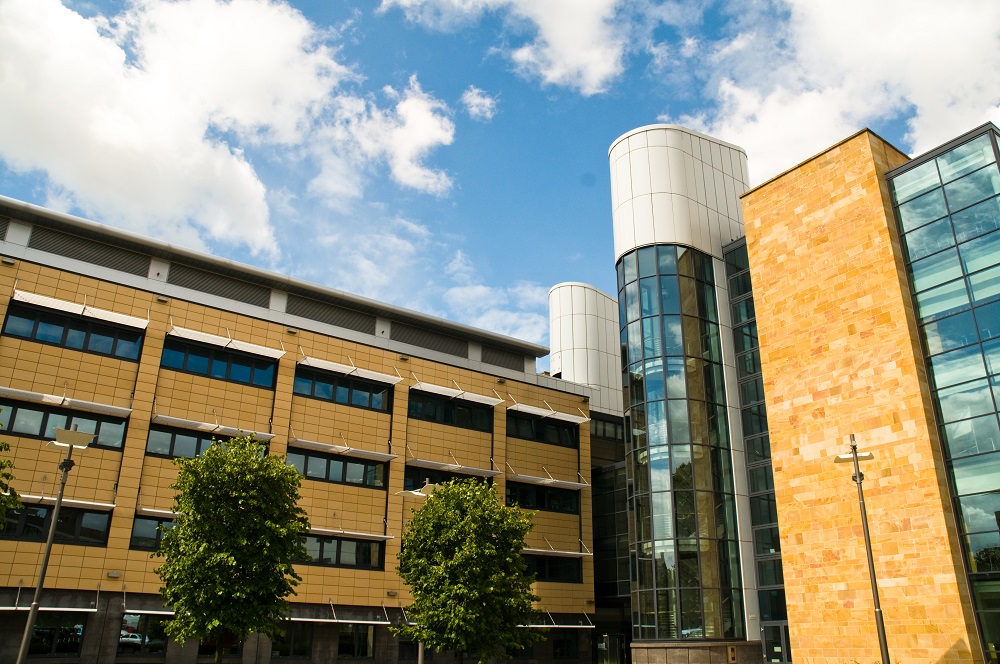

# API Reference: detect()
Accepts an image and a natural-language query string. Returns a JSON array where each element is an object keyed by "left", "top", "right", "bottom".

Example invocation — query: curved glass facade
[
  {"left": 891, "top": 127, "right": 1000, "bottom": 661},
  {"left": 616, "top": 243, "right": 743, "bottom": 641}
]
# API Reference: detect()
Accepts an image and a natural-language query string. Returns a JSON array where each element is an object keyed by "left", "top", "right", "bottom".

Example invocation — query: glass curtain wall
[
  {"left": 724, "top": 240, "right": 789, "bottom": 662},
  {"left": 617, "top": 243, "right": 743, "bottom": 641},
  {"left": 890, "top": 125, "right": 1000, "bottom": 662}
]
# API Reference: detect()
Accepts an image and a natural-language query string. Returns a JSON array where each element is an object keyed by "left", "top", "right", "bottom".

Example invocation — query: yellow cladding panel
[{"left": 742, "top": 131, "right": 982, "bottom": 662}]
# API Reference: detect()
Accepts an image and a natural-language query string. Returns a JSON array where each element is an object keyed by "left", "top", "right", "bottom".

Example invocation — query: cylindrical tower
[{"left": 608, "top": 125, "right": 754, "bottom": 645}]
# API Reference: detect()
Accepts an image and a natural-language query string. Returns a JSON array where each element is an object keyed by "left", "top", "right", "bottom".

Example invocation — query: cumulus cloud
[
  {"left": 663, "top": 0, "right": 1000, "bottom": 182},
  {"left": 310, "top": 76, "right": 455, "bottom": 205},
  {"left": 461, "top": 86, "right": 498, "bottom": 121},
  {"left": 443, "top": 280, "right": 550, "bottom": 343},
  {"left": 380, "top": 0, "right": 625, "bottom": 95},
  {"left": 0, "top": 0, "right": 457, "bottom": 258},
  {"left": 0, "top": 0, "right": 353, "bottom": 255}
]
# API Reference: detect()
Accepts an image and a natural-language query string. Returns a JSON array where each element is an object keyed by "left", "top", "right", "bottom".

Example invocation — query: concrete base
[{"left": 632, "top": 640, "right": 763, "bottom": 664}]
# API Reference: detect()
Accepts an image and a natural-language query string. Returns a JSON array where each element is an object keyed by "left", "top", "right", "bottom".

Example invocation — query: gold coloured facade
[
  {"left": 0, "top": 197, "right": 596, "bottom": 663},
  {"left": 741, "top": 130, "right": 983, "bottom": 662}
]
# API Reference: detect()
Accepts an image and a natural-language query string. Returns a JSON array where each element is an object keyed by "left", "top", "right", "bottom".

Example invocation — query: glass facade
[
  {"left": 724, "top": 240, "right": 789, "bottom": 662},
  {"left": 890, "top": 126, "right": 1000, "bottom": 662},
  {"left": 616, "top": 244, "right": 743, "bottom": 641}
]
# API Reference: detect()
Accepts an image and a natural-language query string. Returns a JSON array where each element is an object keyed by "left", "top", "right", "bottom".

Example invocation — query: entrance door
[
  {"left": 761, "top": 622, "right": 791, "bottom": 663},
  {"left": 597, "top": 633, "right": 625, "bottom": 664}
]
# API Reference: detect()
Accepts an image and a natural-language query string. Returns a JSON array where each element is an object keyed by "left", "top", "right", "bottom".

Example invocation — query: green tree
[
  {"left": 0, "top": 440, "right": 19, "bottom": 528},
  {"left": 394, "top": 479, "right": 543, "bottom": 664},
  {"left": 154, "top": 435, "right": 309, "bottom": 664}
]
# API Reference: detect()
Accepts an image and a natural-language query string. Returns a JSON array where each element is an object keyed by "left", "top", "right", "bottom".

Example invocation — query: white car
[{"left": 119, "top": 633, "right": 142, "bottom": 646}]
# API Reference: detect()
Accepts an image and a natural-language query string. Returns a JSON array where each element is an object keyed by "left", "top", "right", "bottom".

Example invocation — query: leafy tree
[
  {"left": 155, "top": 435, "right": 309, "bottom": 664},
  {"left": 394, "top": 479, "right": 543, "bottom": 664},
  {"left": 0, "top": 439, "right": 19, "bottom": 528}
]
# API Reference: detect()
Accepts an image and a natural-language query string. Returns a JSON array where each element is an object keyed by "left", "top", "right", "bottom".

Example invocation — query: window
[
  {"left": 296, "top": 535, "right": 383, "bottom": 570},
  {"left": 338, "top": 625, "right": 374, "bottom": 658},
  {"left": 27, "top": 612, "right": 85, "bottom": 656},
  {"left": 506, "top": 482, "right": 579, "bottom": 514},
  {"left": 161, "top": 338, "right": 276, "bottom": 388},
  {"left": 119, "top": 613, "right": 168, "bottom": 656},
  {"left": 272, "top": 622, "right": 313, "bottom": 658},
  {"left": 0, "top": 398, "right": 128, "bottom": 450},
  {"left": 286, "top": 449, "right": 386, "bottom": 489},
  {"left": 145, "top": 426, "right": 234, "bottom": 459},
  {"left": 2, "top": 506, "right": 111, "bottom": 546},
  {"left": 591, "top": 417, "right": 625, "bottom": 441},
  {"left": 524, "top": 555, "right": 583, "bottom": 583},
  {"left": 552, "top": 631, "right": 580, "bottom": 659},
  {"left": 506, "top": 412, "right": 578, "bottom": 448},
  {"left": 402, "top": 467, "right": 487, "bottom": 491},
  {"left": 408, "top": 391, "right": 492, "bottom": 432},
  {"left": 3, "top": 302, "right": 144, "bottom": 360},
  {"left": 292, "top": 367, "right": 391, "bottom": 413},
  {"left": 129, "top": 516, "right": 174, "bottom": 551}
]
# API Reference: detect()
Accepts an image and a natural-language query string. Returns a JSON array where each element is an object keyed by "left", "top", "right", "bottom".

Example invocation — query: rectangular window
[
  {"left": 272, "top": 622, "right": 313, "bottom": 658},
  {"left": 402, "top": 467, "right": 487, "bottom": 491},
  {"left": 119, "top": 613, "right": 168, "bottom": 656},
  {"left": 552, "top": 631, "right": 580, "bottom": 659},
  {"left": 338, "top": 625, "right": 374, "bottom": 658},
  {"left": 0, "top": 398, "right": 128, "bottom": 450},
  {"left": 2, "top": 506, "right": 111, "bottom": 546},
  {"left": 129, "top": 516, "right": 174, "bottom": 551},
  {"left": 506, "top": 412, "right": 579, "bottom": 448},
  {"left": 286, "top": 448, "right": 386, "bottom": 489},
  {"left": 524, "top": 554, "right": 583, "bottom": 583},
  {"left": 144, "top": 426, "right": 232, "bottom": 460},
  {"left": 160, "top": 338, "right": 277, "bottom": 389},
  {"left": 28, "top": 612, "right": 86, "bottom": 656},
  {"left": 292, "top": 367, "right": 392, "bottom": 413},
  {"left": 505, "top": 482, "right": 579, "bottom": 514},
  {"left": 408, "top": 391, "right": 493, "bottom": 433},
  {"left": 2, "top": 302, "right": 144, "bottom": 361},
  {"left": 296, "top": 535, "right": 383, "bottom": 570}
]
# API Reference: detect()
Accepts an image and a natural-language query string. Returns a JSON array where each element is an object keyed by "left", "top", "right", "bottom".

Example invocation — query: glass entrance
[
  {"left": 597, "top": 633, "right": 626, "bottom": 664},
  {"left": 762, "top": 623, "right": 791, "bottom": 662}
]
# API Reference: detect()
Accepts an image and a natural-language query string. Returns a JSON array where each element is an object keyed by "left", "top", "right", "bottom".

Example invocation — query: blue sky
[{"left": 1, "top": 0, "right": 999, "bottom": 359}]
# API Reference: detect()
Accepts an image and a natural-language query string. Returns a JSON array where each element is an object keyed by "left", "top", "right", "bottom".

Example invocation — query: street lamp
[
  {"left": 834, "top": 434, "right": 890, "bottom": 664},
  {"left": 15, "top": 427, "right": 95, "bottom": 664}
]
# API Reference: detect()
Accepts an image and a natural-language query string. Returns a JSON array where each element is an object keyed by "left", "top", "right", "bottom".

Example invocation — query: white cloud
[
  {"left": 461, "top": 86, "right": 498, "bottom": 121},
  {"left": 310, "top": 76, "right": 455, "bottom": 203},
  {"left": 379, "top": 0, "right": 625, "bottom": 95},
  {"left": 664, "top": 0, "right": 1000, "bottom": 182},
  {"left": 0, "top": 0, "right": 353, "bottom": 256},
  {"left": 443, "top": 281, "right": 550, "bottom": 343}
]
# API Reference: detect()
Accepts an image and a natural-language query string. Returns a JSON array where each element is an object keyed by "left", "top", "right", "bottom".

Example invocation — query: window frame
[
  {"left": 285, "top": 448, "right": 387, "bottom": 490},
  {"left": 407, "top": 390, "right": 493, "bottom": 433},
  {"left": 524, "top": 554, "right": 583, "bottom": 584},
  {"left": 1, "top": 505, "right": 111, "bottom": 547},
  {"left": 505, "top": 482, "right": 580, "bottom": 515},
  {"left": 0, "top": 398, "right": 128, "bottom": 451},
  {"left": 506, "top": 411, "right": 579, "bottom": 448},
  {"left": 2, "top": 302, "right": 144, "bottom": 361},
  {"left": 129, "top": 516, "right": 174, "bottom": 551},
  {"left": 292, "top": 367, "right": 392, "bottom": 413},
  {"left": 144, "top": 425, "right": 232, "bottom": 460},
  {"left": 160, "top": 338, "right": 277, "bottom": 389},
  {"left": 296, "top": 535, "right": 384, "bottom": 570}
]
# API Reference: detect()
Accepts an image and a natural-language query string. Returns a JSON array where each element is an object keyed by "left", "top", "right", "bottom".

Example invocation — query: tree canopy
[
  {"left": 394, "top": 479, "right": 543, "bottom": 664},
  {"left": 155, "top": 435, "right": 309, "bottom": 664},
  {"left": 0, "top": 440, "right": 19, "bottom": 528}
]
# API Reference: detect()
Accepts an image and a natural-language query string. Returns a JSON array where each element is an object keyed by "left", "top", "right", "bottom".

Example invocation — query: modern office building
[
  {"left": 549, "top": 121, "right": 1000, "bottom": 664},
  {"left": 742, "top": 122, "right": 1000, "bottom": 663},
  {"left": 0, "top": 194, "right": 599, "bottom": 663},
  {"left": 560, "top": 125, "right": 766, "bottom": 664}
]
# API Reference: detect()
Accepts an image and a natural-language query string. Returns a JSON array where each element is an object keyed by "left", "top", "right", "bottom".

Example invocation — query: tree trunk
[{"left": 214, "top": 631, "right": 223, "bottom": 664}]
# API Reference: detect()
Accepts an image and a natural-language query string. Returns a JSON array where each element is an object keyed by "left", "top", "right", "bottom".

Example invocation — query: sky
[{"left": 1, "top": 0, "right": 999, "bottom": 362}]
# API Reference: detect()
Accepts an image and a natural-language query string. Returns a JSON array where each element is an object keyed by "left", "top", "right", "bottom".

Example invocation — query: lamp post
[
  {"left": 15, "top": 427, "right": 95, "bottom": 664},
  {"left": 834, "top": 434, "right": 890, "bottom": 664}
]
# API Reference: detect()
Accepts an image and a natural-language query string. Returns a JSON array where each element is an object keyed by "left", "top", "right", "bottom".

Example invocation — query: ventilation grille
[
  {"left": 390, "top": 322, "right": 468, "bottom": 358},
  {"left": 167, "top": 263, "right": 271, "bottom": 307},
  {"left": 0, "top": 217, "right": 8, "bottom": 241},
  {"left": 28, "top": 227, "right": 151, "bottom": 276},
  {"left": 482, "top": 345, "right": 525, "bottom": 371},
  {"left": 286, "top": 294, "right": 376, "bottom": 335}
]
